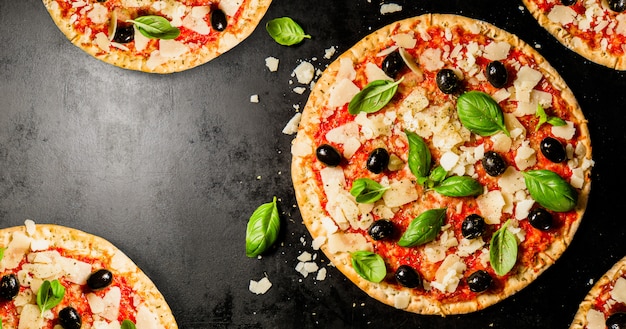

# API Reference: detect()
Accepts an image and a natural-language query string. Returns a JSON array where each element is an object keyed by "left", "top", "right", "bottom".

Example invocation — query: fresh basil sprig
[
  {"left": 348, "top": 78, "right": 404, "bottom": 115},
  {"left": 406, "top": 130, "right": 431, "bottom": 179},
  {"left": 535, "top": 104, "right": 566, "bottom": 131},
  {"left": 489, "top": 220, "right": 518, "bottom": 276},
  {"left": 121, "top": 320, "right": 137, "bottom": 329},
  {"left": 266, "top": 17, "right": 311, "bottom": 46},
  {"left": 433, "top": 176, "right": 483, "bottom": 197},
  {"left": 350, "top": 178, "right": 389, "bottom": 203},
  {"left": 398, "top": 208, "right": 446, "bottom": 247},
  {"left": 126, "top": 16, "right": 180, "bottom": 40},
  {"left": 245, "top": 197, "right": 281, "bottom": 257},
  {"left": 418, "top": 165, "right": 447, "bottom": 189},
  {"left": 351, "top": 250, "right": 386, "bottom": 283},
  {"left": 457, "top": 91, "right": 510, "bottom": 137},
  {"left": 523, "top": 170, "right": 577, "bottom": 212},
  {"left": 37, "top": 279, "right": 65, "bottom": 316}
]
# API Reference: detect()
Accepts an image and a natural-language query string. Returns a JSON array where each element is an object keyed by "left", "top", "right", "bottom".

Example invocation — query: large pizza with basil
[
  {"left": 42, "top": 0, "right": 271, "bottom": 73},
  {"left": 570, "top": 255, "right": 626, "bottom": 328},
  {"left": 290, "top": 14, "right": 593, "bottom": 315},
  {"left": 0, "top": 220, "right": 177, "bottom": 328},
  {"left": 522, "top": 0, "right": 626, "bottom": 70}
]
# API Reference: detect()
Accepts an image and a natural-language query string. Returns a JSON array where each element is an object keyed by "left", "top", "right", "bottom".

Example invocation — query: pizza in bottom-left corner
[{"left": 0, "top": 220, "right": 177, "bottom": 329}]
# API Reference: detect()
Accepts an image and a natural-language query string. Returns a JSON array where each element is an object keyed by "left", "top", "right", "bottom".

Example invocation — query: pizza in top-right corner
[{"left": 522, "top": 0, "right": 626, "bottom": 69}]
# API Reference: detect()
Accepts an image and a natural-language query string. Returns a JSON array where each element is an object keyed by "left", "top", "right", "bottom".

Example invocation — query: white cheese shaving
[
  {"left": 391, "top": 33, "right": 416, "bottom": 49},
  {"left": 585, "top": 309, "right": 605, "bottom": 329},
  {"left": 393, "top": 292, "right": 411, "bottom": 309},
  {"left": 430, "top": 254, "right": 466, "bottom": 293},
  {"left": 380, "top": 3, "right": 402, "bottom": 14},
  {"left": 218, "top": 0, "right": 243, "bottom": 17},
  {"left": 551, "top": 121, "right": 576, "bottom": 140},
  {"left": 327, "top": 78, "right": 360, "bottom": 108},
  {"left": 476, "top": 190, "right": 505, "bottom": 224},
  {"left": 282, "top": 113, "right": 301, "bottom": 135},
  {"left": 265, "top": 56, "right": 279, "bottom": 72},
  {"left": 483, "top": 41, "right": 511, "bottom": 61},
  {"left": 326, "top": 232, "right": 371, "bottom": 254},
  {"left": 249, "top": 277, "right": 272, "bottom": 294},
  {"left": 382, "top": 178, "right": 418, "bottom": 208},
  {"left": 135, "top": 305, "right": 166, "bottom": 329},
  {"left": 610, "top": 277, "right": 626, "bottom": 304},
  {"left": 548, "top": 5, "right": 577, "bottom": 25},
  {"left": 364, "top": 62, "right": 392, "bottom": 83},
  {"left": 293, "top": 61, "right": 315, "bottom": 85}
]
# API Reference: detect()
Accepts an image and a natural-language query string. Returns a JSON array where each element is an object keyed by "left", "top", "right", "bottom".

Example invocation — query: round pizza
[
  {"left": 0, "top": 220, "right": 177, "bottom": 328},
  {"left": 571, "top": 256, "right": 626, "bottom": 329},
  {"left": 42, "top": 0, "right": 272, "bottom": 73},
  {"left": 522, "top": 0, "right": 626, "bottom": 70},
  {"left": 290, "top": 14, "right": 593, "bottom": 315}
]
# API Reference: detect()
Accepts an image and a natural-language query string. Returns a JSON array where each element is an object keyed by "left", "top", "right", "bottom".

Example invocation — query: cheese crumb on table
[
  {"left": 250, "top": 94, "right": 259, "bottom": 103},
  {"left": 249, "top": 277, "right": 272, "bottom": 295},
  {"left": 265, "top": 56, "right": 279, "bottom": 72}
]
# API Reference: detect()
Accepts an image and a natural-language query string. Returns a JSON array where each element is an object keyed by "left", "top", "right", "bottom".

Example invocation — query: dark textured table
[{"left": 1, "top": 0, "right": 625, "bottom": 328}]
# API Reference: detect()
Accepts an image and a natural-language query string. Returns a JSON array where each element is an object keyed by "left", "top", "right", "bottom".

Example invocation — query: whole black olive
[
  {"left": 528, "top": 208, "right": 553, "bottom": 230},
  {"left": 486, "top": 61, "right": 508, "bottom": 88},
  {"left": 609, "top": 0, "right": 626, "bottom": 12},
  {"left": 87, "top": 269, "right": 113, "bottom": 290},
  {"left": 436, "top": 69, "right": 460, "bottom": 94},
  {"left": 607, "top": 312, "right": 626, "bottom": 329},
  {"left": 58, "top": 306, "right": 82, "bottom": 329},
  {"left": 395, "top": 265, "right": 422, "bottom": 288},
  {"left": 368, "top": 219, "right": 394, "bottom": 241},
  {"left": 316, "top": 144, "right": 342, "bottom": 167},
  {"left": 540, "top": 137, "right": 566, "bottom": 163},
  {"left": 211, "top": 9, "right": 228, "bottom": 32},
  {"left": 561, "top": 0, "right": 576, "bottom": 5},
  {"left": 482, "top": 151, "right": 507, "bottom": 176},
  {"left": 366, "top": 148, "right": 390, "bottom": 174},
  {"left": 461, "top": 214, "right": 486, "bottom": 239},
  {"left": 113, "top": 24, "right": 135, "bottom": 44},
  {"left": 0, "top": 274, "right": 19, "bottom": 300},
  {"left": 382, "top": 51, "right": 405, "bottom": 79},
  {"left": 467, "top": 270, "right": 492, "bottom": 293}
]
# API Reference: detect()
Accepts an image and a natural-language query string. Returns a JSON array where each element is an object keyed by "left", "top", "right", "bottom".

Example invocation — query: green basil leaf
[
  {"left": 489, "top": 220, "right": 518, "bottom": 276},
  {"left": 37, "top": 279, "right": 65, "bottom": 316},
  {"left": 126, "top": 16, "right": 180, "bottom": 40},
  {"left": 266, "top": 17, "right": 311, "bottom": 46},
  {"left": 0, "top": 247, "right": 5, "bottom": 262},
  {"left": 433, "top": 176, "right": 483, "bottom": 197},
  {"left": 535, "top": 104, "right": 566, "bottom": 131},
  {"left": 245, "top": 197, "right": 281, "bottom": 257},
  {"left": 350, "top": 250, "right": 386, "bottom": 283},
  {"left": 523, "top": 170, "right": 577, "bottom": 212},
  {"left": 121, "top": 320, "right": 137, "bottom": 329},
  {"left": 348, "top": 78, "right": 404, "bottom": 115},
  {"left": 350, "top": 178, "right": 389, "bottom": 203},
  {"left": 398, "top": 208, "right": 446, "bottom": 247},
  {"left": 428, "top": 166, "right": 447, "bottom": 188},
  {"left": 457, "top": 91, "right": 510, "bottom": 137},
  {"left": 406, "top": 130, "right": 431, "bottom": 179}
]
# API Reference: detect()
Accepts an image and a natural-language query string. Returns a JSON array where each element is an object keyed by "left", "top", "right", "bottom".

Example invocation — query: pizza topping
[
  {"left": 395, "top": 265, "right": 422, "bottom": 288},
  {"left": 368, "top": 219, "right": 395, "bottom": 241},
  {"left": 606, "top": 312, "right": 626, "bottom": 328},
  {"left": 127, "top": 15, "right": 181, "bottom": 40},
  {"left": 37, "top": 279, "right": 65, "bottom": 315},
  {"left": 522, "top": 170, "right": 577, "bottom": 212},
  {"left": 435, "top": 69, "right": 461, "bottom": 94},
  {"left": 87, "top": 268, "right": 114, "bottom": 290},
  {"left": 461, "top": 214, "right": 486, "bottom": 239},
  {"left": 398, "top": 208, "right": 446, "bottom": 248},
  {"left": 609, "top": 0, "right": 626, "bottom": 13},
  {"left": 210, "top": 9, "right": 228, "bottom": 32},
  {"left": 485, "top": 61, "right": 508, "bottom": 88},
  {"left": 489, "top": 220, "right": 518, "bottom": 276},
  {"left": 560, "top": 0, "right": 576, "bottom": 6},
  {"left": 350, "top": 178, "right": 388, "bottom": 204},
  {"left": 382, "top": 51, "right": 405, "bottom": 79},
  {"left": 350, "top": 250, "right": 386, "bottom": 283},
  {"left": 315, "top": 144, "right": 342, "bottom": 167},
  {"left": 366, "top": 148, "right": 390, "bottom": 174},
  {"left": 58, "top": 306, "right": 82, "bottom": 329},
  {"left": 113, "top": 24, "right": 135, "bottom": 44},
  {"left": 0, "top": 274, "right": 20, "bottom": 300},
  {"left": 527, "top": 207, "right": 554, "bottom": 230},
  {"left": 482, "top": 151, "right": 507, "bottom": 176},
  {"left": 348, "top": 78, "right": 403, "bottom": 115},
  {"left": 540, "top": 136, "right": 567, "bottom": 163},
  {"left": 467, "top": 269, "right": 492, "bottom": 293},
  {"left": 457, "top": 91, "right": 510, "bottom": 137}
]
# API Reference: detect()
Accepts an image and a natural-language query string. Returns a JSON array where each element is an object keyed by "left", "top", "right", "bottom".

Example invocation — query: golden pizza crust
[
  {"left": 291, "top": 13, "right": 592, "bottom": 315},
  {"left": 0, "top": 222, "right": 178, "bottom": 328},
  {"left": 42, "top": 0, "right": 271, "bottom": 73},
  {"left": 522, "top": 0, "right": 625, "bottom": 70},
  {"left": 570, "top": 255, "right": 626, "bottom": 328}
]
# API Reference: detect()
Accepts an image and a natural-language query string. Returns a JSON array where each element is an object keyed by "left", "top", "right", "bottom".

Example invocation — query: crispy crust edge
[
  {"left": 41, "top": 0, "right": 272, "bottom": 73},
  {"left": 0, "top": 223, "right": 178, "bottom": 328},
  {"left": 291, "top": 13, "right": 592, "bottom": 315}
]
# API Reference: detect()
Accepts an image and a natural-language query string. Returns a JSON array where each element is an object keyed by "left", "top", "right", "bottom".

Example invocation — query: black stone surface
[{"left": 0, "top": 0, "right": 625, "bottom": 328}]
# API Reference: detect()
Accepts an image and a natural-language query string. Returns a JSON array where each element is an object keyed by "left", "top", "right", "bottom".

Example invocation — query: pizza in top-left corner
[{"left": 42, "top": 0, "right": 272, "bottom": 73}]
